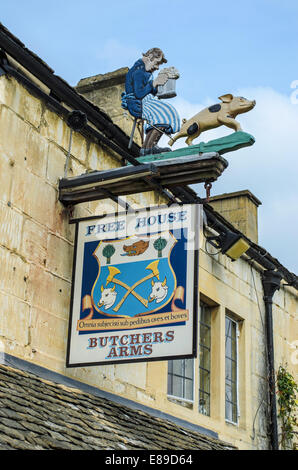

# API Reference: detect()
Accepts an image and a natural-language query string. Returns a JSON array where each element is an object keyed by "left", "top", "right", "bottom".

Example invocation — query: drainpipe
[{"left": 261, "top": 269, "right": 282, "bottom": 450}]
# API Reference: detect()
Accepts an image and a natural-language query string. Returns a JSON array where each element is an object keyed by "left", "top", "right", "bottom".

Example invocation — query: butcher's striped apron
[{"left": 141, "top": 94, "right": 180, "bottom": 134}]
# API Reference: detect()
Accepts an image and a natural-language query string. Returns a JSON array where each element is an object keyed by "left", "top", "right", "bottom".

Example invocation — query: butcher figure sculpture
[{"left": 122, "top": 48, "right": 180, "bottom": 156}]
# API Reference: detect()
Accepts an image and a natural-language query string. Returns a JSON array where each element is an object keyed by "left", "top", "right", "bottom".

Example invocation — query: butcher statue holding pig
[{"left": 122, "top": 47, "right": 256, "bottom": 156}]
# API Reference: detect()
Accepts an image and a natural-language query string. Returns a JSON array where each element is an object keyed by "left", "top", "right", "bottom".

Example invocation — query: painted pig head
[
  {"left": 219, "top": 94, "right": 256, "bottom": 115},
  {"left": 123, "top": 240, "right": 149, "bottom": 256}
]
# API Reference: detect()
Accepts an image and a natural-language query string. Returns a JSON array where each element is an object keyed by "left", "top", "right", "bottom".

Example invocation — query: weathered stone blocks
[
  {"left": 0, "top": 246, "right": 29, "bottom": 300},
  {"left": 11, "top": 166, "right": 57, "bottom": 229},
  {"left": 30, "top": 307, "right": 68, "bottom": 358},
  {"left": 21, "top": 218, "right": 48, "bottom": 266},
  {"left": 0, "top": 292, "right": 30, "bottom": 346},
  {"left": 46, "top": 234, "right": 73, "bottom": 280},
  {"left": 0, "top": 202, "right": 23, "bottom": 251},
  {"left": 27, "top": 265, "right": 70, "bottom": 319},
  {"left": 0, "top": 76, "right": 42, "bottom": 128}
]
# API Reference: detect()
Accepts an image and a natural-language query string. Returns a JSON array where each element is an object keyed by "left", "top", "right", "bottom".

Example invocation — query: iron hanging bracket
[
  {"left": 64, "top": 110, "right": 87, "bottom": 178},
  {"left": 204, "top": 182, "right": 212, "bottom": 202}
]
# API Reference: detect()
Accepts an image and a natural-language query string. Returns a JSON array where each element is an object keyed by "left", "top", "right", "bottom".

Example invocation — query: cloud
[
  {"left": 160, "top": 87, "right": 298, "bottom": 273},
  {"left": 96, "top": 39, "right": 141, "bottom": 72}
]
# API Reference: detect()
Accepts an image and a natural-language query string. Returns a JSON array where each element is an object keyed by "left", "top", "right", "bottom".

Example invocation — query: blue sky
[
  {"left": 1, "top": 0, "right": 298, "bottom": 273},
  {"left": 2, "top": 0, "right": 298, "bottom": 95}
]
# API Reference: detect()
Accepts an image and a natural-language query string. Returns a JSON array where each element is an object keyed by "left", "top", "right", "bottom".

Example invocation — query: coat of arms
[{"left": 83, "top": 231, "right": 178, "bottom": 319}]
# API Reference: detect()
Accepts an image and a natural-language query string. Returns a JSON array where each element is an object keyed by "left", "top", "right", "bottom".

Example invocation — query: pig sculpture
[{"left": 168, "top": 94, "right": 256, "bottom": 147}]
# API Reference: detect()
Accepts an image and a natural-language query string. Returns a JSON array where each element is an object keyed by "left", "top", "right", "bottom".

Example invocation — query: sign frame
[{"left": 66, "top": 204, "right": 200, "bottom": 368}]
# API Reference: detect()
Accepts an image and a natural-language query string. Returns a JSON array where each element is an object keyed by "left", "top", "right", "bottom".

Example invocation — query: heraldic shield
[{"left": 90, "top": 231, "right": 177, "bottom": 318}]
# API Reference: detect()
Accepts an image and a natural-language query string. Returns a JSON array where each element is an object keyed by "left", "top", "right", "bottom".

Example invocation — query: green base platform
[{"left": 136, "top": 131, "right": 255, "bottom": 163}]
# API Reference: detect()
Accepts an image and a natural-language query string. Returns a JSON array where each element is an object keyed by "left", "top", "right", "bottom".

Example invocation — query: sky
[{"left": 1, "top": 0, "right": 298, "bottom": 274}]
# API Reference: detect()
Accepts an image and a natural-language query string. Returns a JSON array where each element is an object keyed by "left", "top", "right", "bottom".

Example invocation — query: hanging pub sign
[{"left": 66, "top": 204, "right": 200, "bottom": 367}]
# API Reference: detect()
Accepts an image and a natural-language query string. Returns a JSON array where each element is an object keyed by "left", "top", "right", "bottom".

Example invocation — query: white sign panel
[{"left": 66, "top": 204, "right": 200, "bottom": 367}]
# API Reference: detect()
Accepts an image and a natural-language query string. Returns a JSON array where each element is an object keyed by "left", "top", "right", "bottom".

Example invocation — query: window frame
[
  {"left": 198, "top": 301, "right": 212, "bottom": 416},
  {"left": 225, "top": 315, "right": 240, "bottom": 425},
  {"left": 167, "top": 358, "right": 195, "bottom": 404}
]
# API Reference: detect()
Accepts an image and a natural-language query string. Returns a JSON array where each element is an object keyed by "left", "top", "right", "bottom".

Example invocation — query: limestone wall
[
  {"left": 0, "top": 73, "right": 160, "bottom": 381},
  {"left": 209, "top": 190, "right": 261, "bottom": 244},
  {"left": 0, "top": 74, "right": 296, "bottom": 450},
  {"left": 76, "top": 67, "right": 144, "bottom": 147}
]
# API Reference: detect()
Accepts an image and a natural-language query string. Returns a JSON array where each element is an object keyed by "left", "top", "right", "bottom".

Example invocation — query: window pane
[
  {"left": 232, "top": 401, "right": 238, "bottom": 423},
  {"left": 199, "top": 302, "right": 211, "bottom": 416},
  {"left": 185, "top": 378, "right": 193, "bottom": 401},
  {"left": 225, "top": 398, "right": 233, "bottom": 422},
  {"left": 231, "top": 337, "right": 237, "bottom": 359},
  {"left": 199, "top": 391, "right": 210, "bottom": 416},
  {"left": 225, "top": 336, "right": 232, "bottom": 357},
  {"left": 200, "top": 324, "right": 211, "bottom": 348},
  {"left": 225, "top": 316, "right": 238, "bottom": 423},
  {"left": 201, "top": 347, "right": 210, "bottom": 370},
  {"left": 225, "top": 358, "right": 232, "bottom": 381},
  {"left": 225, "top": 317, "right": 231, "bottom": 336},
  {"left": 167, "top": 359, "right": 194, "bottom": 402},
  {"left": 172, "top": 376, "right": 182, "bottom": 398},
  {"left": 167, "top": 371, "right": 172, "bottom": 395},
  {"left": 185, "top": 359, "right": 194, "bottom": 380},
  {"left": 225, "top": 381, "right": 233, "bottom": 403},
  {"left": 172, "top": 359, "right": 182, "bottom": 376},
  {"left": 231, "top": 359, "right": 237, "bottom": 382},
  {"left": 201, "top": 307, "right": 211, "bottom": 327},
  {"left": 200, "top": 368, "right": 210, "bottom": 390}
]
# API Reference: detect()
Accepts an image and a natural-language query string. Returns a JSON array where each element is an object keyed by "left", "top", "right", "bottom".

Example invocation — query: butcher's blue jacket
[
  {"left": 123, "top": 59, "right": 157, "bottom": 118},
  {"left": 122, "top": 59, "right": 181, "bottom": 134}
]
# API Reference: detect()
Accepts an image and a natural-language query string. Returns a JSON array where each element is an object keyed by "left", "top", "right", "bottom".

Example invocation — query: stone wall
[
  {"left": 76, "top": 67, "right": 144, "bottom": 147},
  {"left": 209, "top": 190, "right": 261, "bottom": 244}
]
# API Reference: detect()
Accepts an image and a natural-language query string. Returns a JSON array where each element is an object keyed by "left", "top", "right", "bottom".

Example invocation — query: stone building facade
[{"left": 0, "top": 24, "right": 297, "bottom": 450}]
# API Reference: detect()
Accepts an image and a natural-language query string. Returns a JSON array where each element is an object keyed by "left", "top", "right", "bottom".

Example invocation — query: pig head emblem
[
  {"left": 168, "top": 94, "right": 256, "bottom": 147},
  {"left": 122, "top": 240, "right": 149, "bottom": 257}
]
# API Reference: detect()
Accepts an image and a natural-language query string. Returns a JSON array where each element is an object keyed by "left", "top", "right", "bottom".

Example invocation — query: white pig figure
[
  {"left": 168, "top": 94, "right": 256, "bottom": 147},
  {"left": 98, "top": 284, "right": 117, "bottom": 310},
  {"left": 149, "top": 277, "right": 168, "bottom": 304}
]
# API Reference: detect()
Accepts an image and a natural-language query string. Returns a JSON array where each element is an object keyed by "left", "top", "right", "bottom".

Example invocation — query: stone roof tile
[{"left": 0, "top": 364, "right": 236, "bottom": 450}]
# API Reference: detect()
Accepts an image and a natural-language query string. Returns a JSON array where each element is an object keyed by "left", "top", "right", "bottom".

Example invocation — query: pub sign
[{"left": 66, "top": 204, "right": 200, "bottom": 367}]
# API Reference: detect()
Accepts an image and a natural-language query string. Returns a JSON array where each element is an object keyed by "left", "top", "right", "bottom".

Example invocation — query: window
[
  {"left": 225, "top": 316, "right": 238, "bottom": 423},
  {"left": 167, "top": 358, "right": 194, "bottom": 402},
  {"left": 167, "top": 302, "right": 242, "bottom": 426},
  {"left": 198, "top": 302, "right": 211, "bottom": 416},
  {"left": 167, "top": 301, "right": 212, "bottom": 411}
]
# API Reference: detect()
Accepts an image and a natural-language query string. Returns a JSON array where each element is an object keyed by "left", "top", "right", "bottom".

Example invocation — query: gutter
[{"left": 261, "top": 270, "right": 282, "bottom": 450}]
